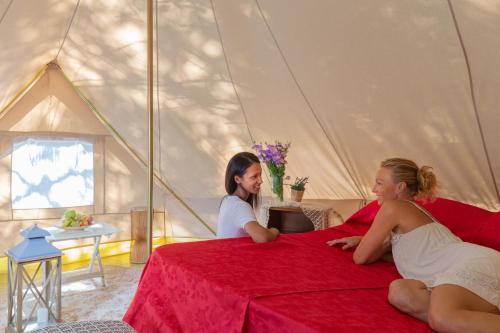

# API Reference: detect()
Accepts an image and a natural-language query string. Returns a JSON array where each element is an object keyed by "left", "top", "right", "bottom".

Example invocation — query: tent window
[{"left": 11, "top": 138, "right": 94, "bottom": 209}]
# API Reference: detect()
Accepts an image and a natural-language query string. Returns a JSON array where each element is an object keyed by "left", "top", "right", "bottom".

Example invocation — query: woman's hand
[
  {"left": 326, "top": 236, "right": 362, "bottom": 250},
  {"left": 245, "top": 221, "right": 280, "bottom": 243}
]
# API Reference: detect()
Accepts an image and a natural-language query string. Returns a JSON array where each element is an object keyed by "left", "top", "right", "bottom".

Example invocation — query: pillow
[
  {"left": 472, "top": 212, "right": 500, "bottom": 252},
  {"left": 333, "top": 200, "right": 379, "bottom": 236},
  {"left": 343, "top": 200, "right": 379, "bottom": 225},
  {"left": 339, "top": 198, "right": 498, "bottom": 249},
  {"left": 418, "top": 198, "right": 492, "bottom": 243}
]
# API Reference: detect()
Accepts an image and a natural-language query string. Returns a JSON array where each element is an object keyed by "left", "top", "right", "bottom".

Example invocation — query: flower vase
[{"left": 271, "top": 174, "right": 284, "bottom": 202}]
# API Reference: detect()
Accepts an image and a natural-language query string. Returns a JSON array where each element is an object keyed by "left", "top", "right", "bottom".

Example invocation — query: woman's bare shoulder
[
  {"left": 382, "top": 200, "right": 432, "bottom": 230},
  {"left": 379, "top": 199, "right": 413, "bottom": 214},
  {"left": 378, "top": 200, "right": 422, "bottom": 223},
  {"left": 382, "top": 199, "right": 417, "bottom": 209}
]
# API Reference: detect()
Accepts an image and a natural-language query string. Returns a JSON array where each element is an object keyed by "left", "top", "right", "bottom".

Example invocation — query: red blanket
[
  {"left": 123, "top": 198, "right": 499, "bottom": 332},
  {"left": 124, "top": 229, "right": 430, "bottom": 332}
]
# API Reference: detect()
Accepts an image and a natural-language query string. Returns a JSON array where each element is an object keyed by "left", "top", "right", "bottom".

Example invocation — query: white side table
[{"left": 43, "top": 223, "right": 121, "bottom": 287}]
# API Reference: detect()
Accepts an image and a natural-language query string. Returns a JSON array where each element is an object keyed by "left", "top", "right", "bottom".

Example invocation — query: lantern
[{"left": 5, "top": 224, "right": 62, "bottom": 332}]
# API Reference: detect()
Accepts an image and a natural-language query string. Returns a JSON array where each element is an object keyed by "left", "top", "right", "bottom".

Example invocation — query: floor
[
  {"left": 0, "top": 253, "right": 145, "bottom": 330},
  {"left": 0, "top": 237, "right": 201, "bottom": 293},
  {"left": 0, "top": 252, "right": 141, "bottom": 294}
]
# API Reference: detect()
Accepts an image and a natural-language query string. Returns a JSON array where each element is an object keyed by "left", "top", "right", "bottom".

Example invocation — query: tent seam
[
  {"left": 56, "top": 0, "right": 81, "bottom": 59},
  {"left": 210, "top": 0, "right": 274, "bottom": 191},
  {"left": 446, "top": 0, "right": 500, "bottom": 203},
  {"left": 254, "top": 0, "right": 366, "bottom": 200},
  {"left": 209, "top": 0, "right": 255, "bottom": 144},
  {"left": 0, "top": 0, "right": 13, "bottom": 26}
]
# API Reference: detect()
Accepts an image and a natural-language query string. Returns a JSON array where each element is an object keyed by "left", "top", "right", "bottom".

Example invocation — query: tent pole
[{"left": 146, "top": 0, "right": 154, "bottom": 259}]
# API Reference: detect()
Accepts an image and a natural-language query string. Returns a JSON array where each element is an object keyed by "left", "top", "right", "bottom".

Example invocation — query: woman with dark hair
[
  {"left": 328, "top": 158, "right": 500, "bottom": 333},
  {"left": 217, "top": 152, "right": 280, "bottom": 243}
]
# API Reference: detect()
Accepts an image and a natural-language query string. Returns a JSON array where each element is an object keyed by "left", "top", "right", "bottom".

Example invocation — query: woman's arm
[
  {"left": 352, "top": 201, "right": 398, "bottom": 264},
  {"left": 353, "top": 234, "right": 391, "bottom": 264},
  {"left": 244, "top": 221, "right": 280, "bottom": 243},
  {"left": 327, "top": 235, "right": 393, "bottom": 263}
]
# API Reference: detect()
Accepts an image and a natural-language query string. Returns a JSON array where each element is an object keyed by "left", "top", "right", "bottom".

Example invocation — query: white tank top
[{"left": 391, "top": 201, "right": 500, "bottom": 309}]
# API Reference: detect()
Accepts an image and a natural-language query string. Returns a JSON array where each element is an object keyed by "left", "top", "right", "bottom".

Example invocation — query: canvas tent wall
[
  {"left": 0, "top": 63, "right": 173, "bottom": 253},
  {"left": 0, "top": 0, "right": 499, "bottom": 254}
]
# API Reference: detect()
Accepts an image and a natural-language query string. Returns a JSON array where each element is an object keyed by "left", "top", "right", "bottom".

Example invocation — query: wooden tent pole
[{"left": 146, "top": 0, "right": 154, "bottom": 259}]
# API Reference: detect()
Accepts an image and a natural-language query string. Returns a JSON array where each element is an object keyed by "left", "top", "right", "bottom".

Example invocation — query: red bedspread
[
  {"left": 125, "top": 198, "right": 500, "bottom": 332},
  {"left": 123, "top": 228, "right": 431, "bottom": 332}
]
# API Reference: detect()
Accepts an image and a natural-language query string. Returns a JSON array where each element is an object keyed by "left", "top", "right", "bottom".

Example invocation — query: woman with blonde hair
[{"left": 328, "top": 158, "right": 500, "bottom": 333}]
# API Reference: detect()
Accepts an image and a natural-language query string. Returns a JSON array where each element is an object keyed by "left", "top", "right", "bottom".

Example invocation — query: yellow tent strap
[
  {"left": 0, "top": 64, "right": 49, "bottom": 117},
  {"left": 58, "top": 71, "right": 216, "bottom": 235}
]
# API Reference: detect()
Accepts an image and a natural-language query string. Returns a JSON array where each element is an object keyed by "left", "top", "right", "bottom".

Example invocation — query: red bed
[{"left": 123, "top": 198, "right": 500, "bottom": 333}]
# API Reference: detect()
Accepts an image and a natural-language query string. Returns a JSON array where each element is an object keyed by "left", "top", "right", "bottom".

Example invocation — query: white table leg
[
  {"left": 88, "top": 237, "right": 98, "bottom": 274},
  {"left": 88, "top": 236, "right": 106, "bottom": 287},
  {"left": 44, "top": 224, "right": 119, "bottom": 288},
  {"left": 96, "top": 237, "right": 106, "bottom": 287}
]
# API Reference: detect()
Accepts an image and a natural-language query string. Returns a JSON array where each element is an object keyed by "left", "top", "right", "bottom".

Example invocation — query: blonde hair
[{"left": 381, "top": 158, "right": 437, "bottom": 199}]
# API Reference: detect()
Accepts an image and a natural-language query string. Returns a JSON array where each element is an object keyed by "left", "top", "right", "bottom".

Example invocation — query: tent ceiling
[{"left": 0, "top": 0, "right": 499, "bottom": 231}]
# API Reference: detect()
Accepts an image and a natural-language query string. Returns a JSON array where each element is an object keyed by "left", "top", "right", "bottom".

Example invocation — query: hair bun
[
  {"left": 380, "top": 158, "right": 438, "bottom": 199},
  {"left": 417, "top": 165, "right": 437, "bottom": 199}
]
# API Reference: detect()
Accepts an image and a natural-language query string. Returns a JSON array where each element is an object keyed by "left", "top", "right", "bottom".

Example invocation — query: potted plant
[{"left": 290, "top": 177, "right": 308, "bottom": 202}]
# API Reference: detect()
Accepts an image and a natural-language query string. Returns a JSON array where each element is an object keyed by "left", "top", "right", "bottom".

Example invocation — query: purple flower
[{"left": 252, "top": 141, "right": 290, "bottom": 177}]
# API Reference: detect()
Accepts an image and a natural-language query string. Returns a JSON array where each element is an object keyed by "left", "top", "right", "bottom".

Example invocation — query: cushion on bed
[
  {"left": 340, "top": 197, "right": 500, "bottom": 251},
  {"left": 344, "top": 200, "right": 380, "bottom": 225},
  {"left": 474, "top": 212, "right": 500, "bottom": 252}
]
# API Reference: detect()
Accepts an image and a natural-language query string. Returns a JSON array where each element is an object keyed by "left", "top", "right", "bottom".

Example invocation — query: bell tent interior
[{"left": 0, "top": 0, "right": 499, "bottom": 331}]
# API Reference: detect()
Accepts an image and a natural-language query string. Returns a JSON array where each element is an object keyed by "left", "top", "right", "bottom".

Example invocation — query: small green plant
[{"left": 290, "top": 177, "right": 309, "bottom": 191}]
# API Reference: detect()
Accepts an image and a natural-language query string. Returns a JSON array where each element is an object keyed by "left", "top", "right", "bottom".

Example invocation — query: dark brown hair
[{"left": 225, "top": 152, "right": 261, "bottom": 208}]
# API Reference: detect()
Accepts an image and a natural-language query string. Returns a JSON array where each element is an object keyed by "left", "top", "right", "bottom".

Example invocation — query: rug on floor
[{"left": 0, "top": 265, "right": 142, "bottom": 329}]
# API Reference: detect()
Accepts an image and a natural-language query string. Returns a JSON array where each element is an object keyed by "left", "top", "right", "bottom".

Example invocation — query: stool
[
  {"left": 130, "top": 207, "right": 167, "bottom": 263},
  {"left": 130, "top": 207, "right": 153, "bottom": 264}
]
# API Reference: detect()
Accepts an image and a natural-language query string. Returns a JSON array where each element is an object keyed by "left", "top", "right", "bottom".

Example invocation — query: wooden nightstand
[{"left": 267, "top": 206, "right": 314, "bottom": 234}]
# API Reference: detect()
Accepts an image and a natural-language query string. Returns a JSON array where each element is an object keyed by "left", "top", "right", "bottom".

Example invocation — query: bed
[{"left": 123, "top": 198, "right": 500, "bottom": 332}]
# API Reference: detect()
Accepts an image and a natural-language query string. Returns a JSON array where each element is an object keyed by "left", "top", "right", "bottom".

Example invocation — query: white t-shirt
[{"left": 217, "top": 195, "right": 256, "bottom": 238}]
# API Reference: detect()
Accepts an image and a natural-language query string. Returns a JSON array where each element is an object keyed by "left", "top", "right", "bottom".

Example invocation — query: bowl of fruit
[{"left": 57, "top": 209, "right": 93, "bottom": 230}]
